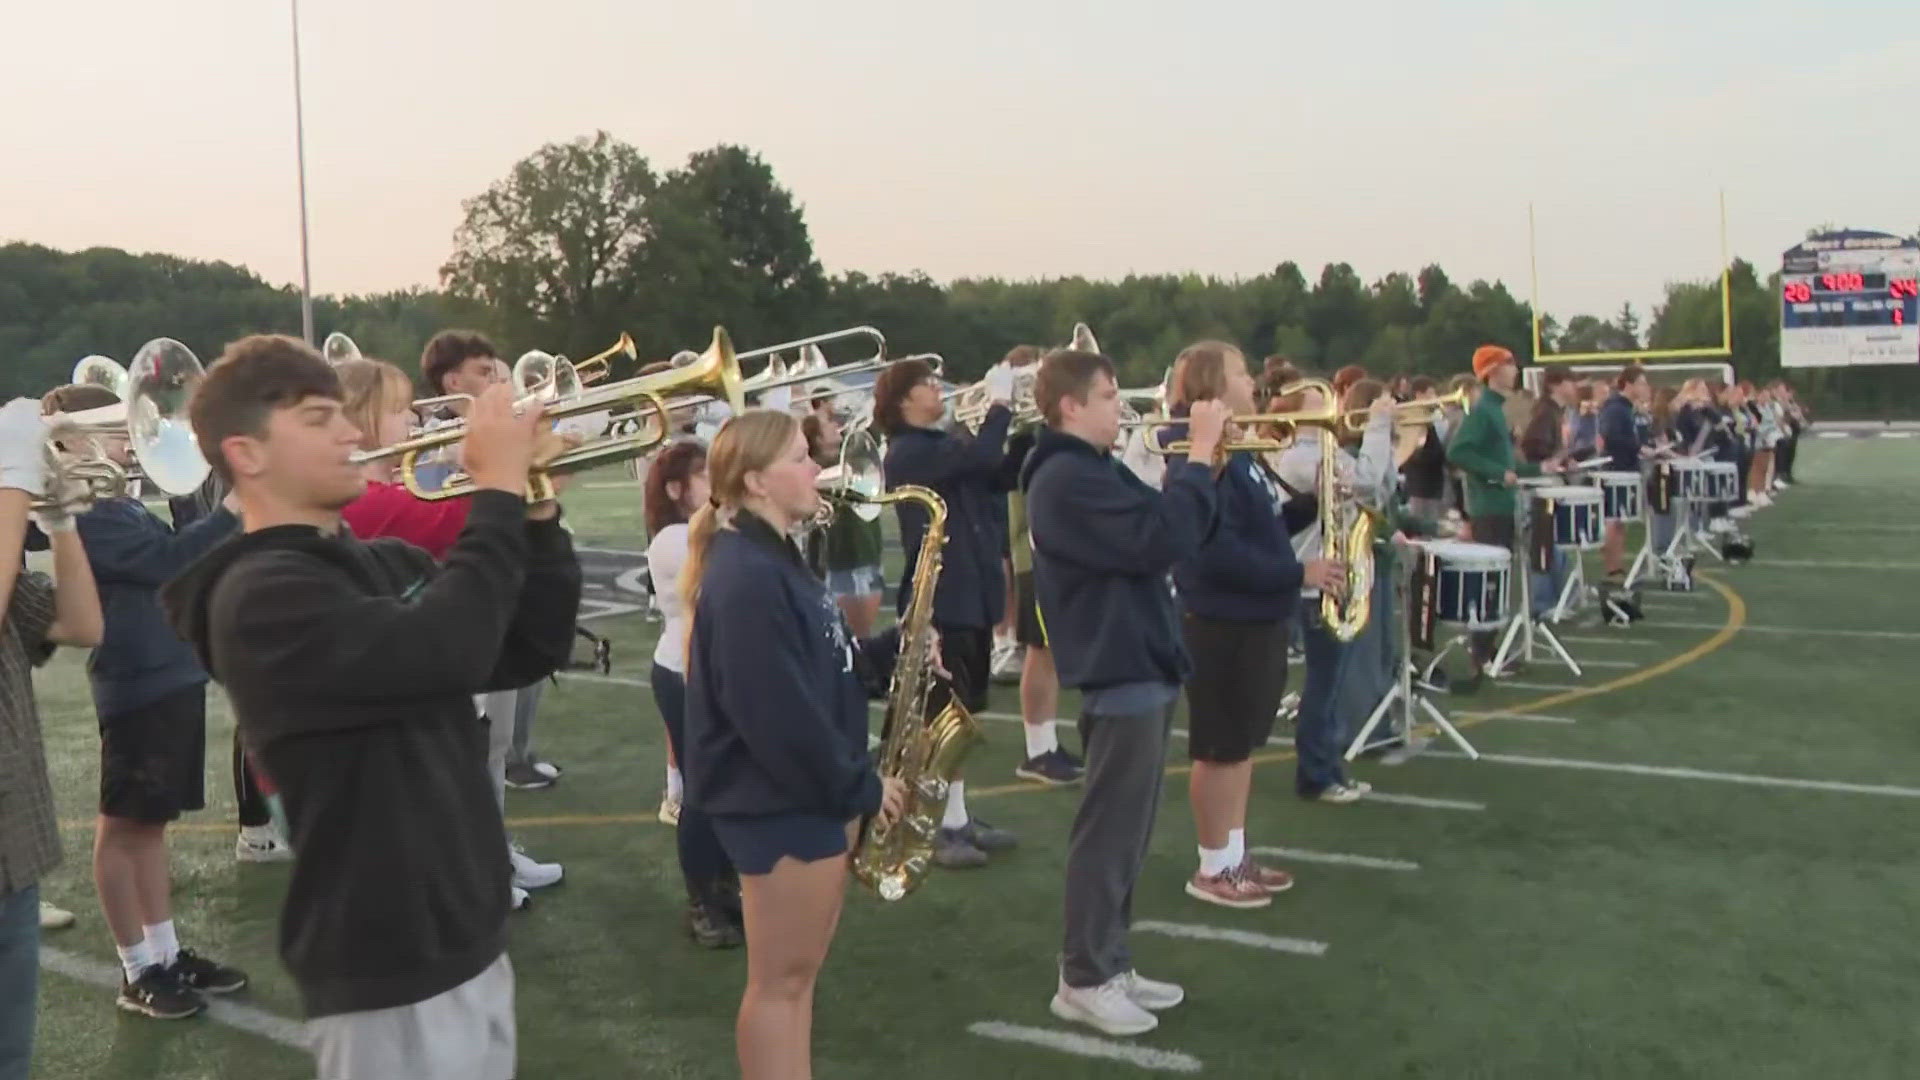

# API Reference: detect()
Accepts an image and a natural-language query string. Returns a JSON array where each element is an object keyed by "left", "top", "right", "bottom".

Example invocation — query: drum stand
[
  {"left": 1347, "top": 549, "right": 1478, "bottom": 762},
  {"left": 1491, "top": 495, "right": 1582, "bottom": 678},
  {"left": 1546, "top": 547, "right": 1589, "bottom": 623}
]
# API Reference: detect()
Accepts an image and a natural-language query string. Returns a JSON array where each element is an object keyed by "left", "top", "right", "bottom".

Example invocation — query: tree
[{"left": 1614, "top": 302, "right": 1641, "bottom": 348}]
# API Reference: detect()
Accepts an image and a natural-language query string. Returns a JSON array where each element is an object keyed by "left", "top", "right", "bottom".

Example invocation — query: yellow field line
[{"left": 61, "top": 576, "right": 1745, "bottom": 835}]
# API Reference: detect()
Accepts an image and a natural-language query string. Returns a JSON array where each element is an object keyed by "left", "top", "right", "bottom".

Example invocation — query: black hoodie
[
  {"left": 1021, "top": 426, "right": 1217, "bottom": 692},
  {"left": 160, "top": 490, "right": 581, "bottom": 1018}
]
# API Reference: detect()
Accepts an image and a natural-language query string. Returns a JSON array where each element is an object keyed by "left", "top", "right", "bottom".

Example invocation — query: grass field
[{"left": 25, "top": 438, "right": 1920, "bottom": 1079}]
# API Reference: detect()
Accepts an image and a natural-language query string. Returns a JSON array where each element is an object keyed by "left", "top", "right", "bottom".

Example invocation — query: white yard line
[
  {"left": 1421, "top": 751, "right": 1920, "bottom": 799},
  {"left": 1642, "top": 621, "right": 1920, "bottom": 642},
  {"left": 1562, "top": 658, "right": 1638, "bottom": 669},
  {"left": 1359, "top": 791, "right": 1485, "bottom": 812},
  {"left": 1250, "top": 846, "right": 1420, "bottom": 872},
  {"left": 1132, "top": 921, "right": 1327, "bottom": 957},
  {"left": 1490, "top": 680, "right": 1583, "bottom": 693},
  {"left": 1736, "top": 559, "right": 1920, "bottom": 570},
  {"left": 1553, "top": 636, "right": 1655, "bottom": 646},
  {"left": 576, "top": 599, "right": 645, "bottom": 622},
  {"left": 41, "top": 947, "right": 307, "bottom": 1050},
  {"left": 1455, "top": 711, "right": 1577, "bottom": 725},
  {"left": 967, "top": 1022, "right": 1203, "bottom": 1073}
]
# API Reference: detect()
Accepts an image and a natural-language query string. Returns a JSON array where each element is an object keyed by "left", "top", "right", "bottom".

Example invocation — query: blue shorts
[
  {"left": 825, "top": 564, "right": 884, "bottom": 599},
  {"left": 710, "top": 811, "right": 853, "bottom": 876}
]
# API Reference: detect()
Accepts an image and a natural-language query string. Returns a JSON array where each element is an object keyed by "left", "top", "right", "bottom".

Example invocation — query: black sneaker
[
  {"left": 933, "top": 827, "right": 989, "bottom": 869},
  {"left": 119, "top": 965, "right": 205, "bottom": 1019},
  {"left": 1015, "top": 749, "right": 1084, "bottom": 785},
  {"left": 963, "top": 817, "right": 1018, "bottom": 853},
  {"left": 504, "top": 762, "right": 555, "bottom": 790},
  {"left": 168, "top": 948, "right": 248, "bottom": 995},
  {"left": 687, "top": 902, "right": 745, "bottom": 949}
]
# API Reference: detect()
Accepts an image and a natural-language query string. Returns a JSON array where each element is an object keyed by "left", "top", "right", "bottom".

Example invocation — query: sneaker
[
  {"left": 687, "top": 902, "right": 745, "bottom": 949},
  {"left": 510, "top": 846, "right": 564, "bottom": 890},
  {"left": 989, "top": 640, "right": 1024, "bottom": 683},
  {"left": 657, "top": 792, "right": 681, "bottom": 826},
  {"left": 38, "top": 901, "right": 75, "bottom": 931},
  {"left": 118, "top": 965, "right": 205, "bottom": 1019},
  {"left": 1050, "top": 973, "right": 1157, "bottom": 1036},
  {"left": 235, "top": 831, "right": 293, "bottom": 863},
  {"left": 963, "top": 817, "right": 1018, "bottom": 853},
  {"left": 168, "top": 948, "right": 248, "bottom": 995},
  {"left": 1314, "top": 783, "right": 1365, "bottom": 805},
  {"left": 932, "top": 828, "right": 988, "bottom": 869},
  {"left": 1239, "top": 857, "right": 1295, "bottom": 894},
  {"left": 1185, "top": 866, "right": 1272, "bottom": 909},
  {"left": 1014, "top": 749, "right": 1083, "bottom": 785},
  {"left": 504, "top": 763, "right": 555, "bottom": 790},
  {"left": 511, "top": 886, "right": 532, "bottom": 911},
  {"left": 531, "top": 759, "right": 563, "bottom": 779},
  {"left": 1347, "top": 779, "right": 1374, "bottom": 796},
  {"left": 1120, "top": 969, "right": 1185, "bottom": 1011}
]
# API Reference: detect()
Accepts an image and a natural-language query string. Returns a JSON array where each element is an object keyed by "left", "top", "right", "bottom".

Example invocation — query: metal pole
[{"left": 291, "top": 0, "right": 314, "bottom": 345}]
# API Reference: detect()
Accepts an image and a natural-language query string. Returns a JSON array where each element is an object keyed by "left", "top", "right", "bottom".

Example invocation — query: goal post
[{"left": 1530, "top": 192, "right": 1732, "bottom": 364}]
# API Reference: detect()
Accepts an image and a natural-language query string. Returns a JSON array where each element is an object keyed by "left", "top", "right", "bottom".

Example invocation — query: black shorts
[
  {"left": 938, "top": 625, "right": 992, "bottom": 713},
  {"left": 710, "top": 811, "right": 853, "bottom": 876},
  {"left": 99, "top": 684, "right": 208, "bottom": 823},
  {"left": 1013, "top": 572, "right": 1047, "bottom": 649},
  {"left": 1182, "top": 615, "right": 1290, "bottom": 763}
]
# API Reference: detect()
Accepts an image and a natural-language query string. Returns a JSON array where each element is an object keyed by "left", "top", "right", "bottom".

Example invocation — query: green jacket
[{"left": 1445, "top": 386, "right": 1539, "bottom": 518}]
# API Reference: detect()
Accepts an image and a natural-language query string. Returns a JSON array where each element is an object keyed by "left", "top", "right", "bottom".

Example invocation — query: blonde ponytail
[
  {"left": 679, "top": 500, "right": 723, "bottom": 659},
  {"left": 676, "top": 409, "right": 803, "bottom": 665}
]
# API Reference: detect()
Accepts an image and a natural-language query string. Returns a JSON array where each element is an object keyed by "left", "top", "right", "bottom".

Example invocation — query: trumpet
[
  {"left": 946, "top": 366, "right": 1040, "bottom": 432},
  {"left": 811, "top": 428, "right": 888, "bottom": 529},
  {"left": 322, "top": 332, "right": 363, "bottom": 366},
  {"left": 511, "top": 333, "right": 636, "bottom": 398},
  {"left": 40, "top": 338, "right": 212, "bottom": 511}
]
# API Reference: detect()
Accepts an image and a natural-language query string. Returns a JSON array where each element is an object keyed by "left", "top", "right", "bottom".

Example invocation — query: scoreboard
[{"left": 1780, "top": 229, "right": 1920, "bottom": 367}]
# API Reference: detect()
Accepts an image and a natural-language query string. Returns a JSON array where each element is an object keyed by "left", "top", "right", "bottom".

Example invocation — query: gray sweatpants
[
  {"left": 505, "top": 679, "right": 547, "bottom": 768},
  {"left": 308, "top": 954, "right": 515, "bottom": 1080},
  {"left": 1060, "top": 702, "right": 1176, "bottom": 988},
  {"left": 480, "top": 690, "right": 515, "bottom": 815}
]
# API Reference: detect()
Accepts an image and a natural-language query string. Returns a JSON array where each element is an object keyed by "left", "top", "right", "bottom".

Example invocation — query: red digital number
[
  {"left": 1896, "top": 309, "right": 1906, "bottom": 325},
  {"left": 1783, "top": 282, "right": 1813, "bottom": 304},
  {"left": 1891, "top": 278, "right": 1919, "bottom": 299},
  {"left": 1820, "top": 272, "right": 1866, "bottom": 292}
]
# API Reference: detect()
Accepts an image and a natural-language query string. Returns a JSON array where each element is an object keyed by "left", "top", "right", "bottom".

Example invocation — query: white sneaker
[
  {"left": 1347, "top": 779, "right": 1373, "bottom": 796},
  {"left": 1050, "top": 974, "right": 1157, "bottom": 1036},
  {"left": 39, "top": 901, "right": 75, "bottom": 931},
  {"left": 1316, "top": 783, "right": 1364, "bottom": 805},
  {"left": 510, "top": 886, "right": 531, "bottom": 911},
  {"left": 1120, "top": 970, "right": 1184, "bottom": 1011},
  {"left": 531, "top": 761, "right": 562, "bottom": 781},
  {"left": 235, "top": 831, "right": 294, "bottom": 863},
  {"left": 509, "top": 846, "right": 564, "bottom": 890},
  {"left": 989, "top": 639, "right": 1023, "bottom": 678},
  {"left": 657, "top": 793, "right": 681, "bottom": 826}
]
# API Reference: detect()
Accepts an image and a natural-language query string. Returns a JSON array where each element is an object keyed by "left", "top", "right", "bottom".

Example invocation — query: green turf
[{"left": 26, "top": 440, "right": 1920, "bottom": 1078}]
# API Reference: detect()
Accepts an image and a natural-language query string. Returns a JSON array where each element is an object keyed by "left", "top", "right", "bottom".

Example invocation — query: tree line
[{"left": 2, "top": 130, "right": 1912, "bottom": 416}]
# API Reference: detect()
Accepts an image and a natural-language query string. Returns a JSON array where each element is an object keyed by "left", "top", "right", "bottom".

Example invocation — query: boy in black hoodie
[
  {"left": 1022, "top": 348, "right": 1226, "bottom": 1038},
  {"left": 160, "top": 336, "right": 580, "bottom": 1080}
]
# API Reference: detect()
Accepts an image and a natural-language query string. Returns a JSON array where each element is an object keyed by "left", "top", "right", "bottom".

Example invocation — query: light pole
[{"left": 291, "top": 0, "right": 314, "bottom": 344}]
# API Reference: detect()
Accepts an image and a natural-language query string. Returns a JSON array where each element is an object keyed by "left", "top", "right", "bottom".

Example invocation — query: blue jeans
[
  {"left": 1295, "top": 606, "right": 1353, "bottom": 796},
  {"left": 651, "top": 665, "right": 734, "bottom": 899},
  {"left": 0, "top": 884, "right": 38, "bottom": 1080},
  {"left": 1530, "top": 548, "right": 1571, "bottom": 619}
]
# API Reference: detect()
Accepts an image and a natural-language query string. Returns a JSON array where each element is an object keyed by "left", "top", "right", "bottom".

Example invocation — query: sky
[{"left": 3, "top": 0, "right": 1916, "bottom": 322}]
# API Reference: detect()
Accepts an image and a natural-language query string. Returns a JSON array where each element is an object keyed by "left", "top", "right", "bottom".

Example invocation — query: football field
[{"left": 26, "top": 436, "right": 1920, "bottom": 1079}]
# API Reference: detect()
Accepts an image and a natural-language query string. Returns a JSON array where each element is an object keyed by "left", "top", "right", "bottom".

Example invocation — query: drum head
[{"left": 1535, "top": 485, "right": 1600, "bottom": 503}]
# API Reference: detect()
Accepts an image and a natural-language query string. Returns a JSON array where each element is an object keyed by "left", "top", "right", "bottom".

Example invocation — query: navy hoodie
[
  {"left": 1598, "top": 391, "right": 1641, "bottom": 471},
  {"left": 161, "top": 490, "right": 580, "bottom": 1018},
  {"left": 685, "top": 512, "right": 898, "bottom": 819},
  {"left": 1021, "top": 426, "right": 1217, "bottom": 691},
  {"left": 883, "top": 405, "right": 1014, "bottom": 630},
  {"left": 1165, "top": 442, "right": 1303, "bottom": 623}
]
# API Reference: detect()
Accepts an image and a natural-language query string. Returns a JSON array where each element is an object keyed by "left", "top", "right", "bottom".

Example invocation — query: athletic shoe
[
  {"left": 1120, "top": 969, "right": 1185, "bottom": 1011},
  {"left": 657, "top": 792, "right": 681, "bottom": 826},
  {"left": 504, "top": 763, "right": 555, "bottom": 790},
  {"left": 119, "top": 965, "right": 205, "bottom": 1019},
  {"left": 1239, "top": 857, "right": 1295, "bottom": 894},
  {"left": 932, "top": 828, "right": 988, "bottom": 869},
  {"left": 1050, "top": 973, "right": 1157, "bottom": 1036},
  {"left": 38, "top": 901, "right": 75, "bottom": 930},
  {"left": 168, "top": 948, "right": 248, "bottom": 995},
  {"left": 235, "top": 831, "right": 293, "bottom": 863},
  {"left": 1014, "top": 749, "right": 1083, "bottom": 785},
  {"left": 989, "top": 639, "right": 1023, "bottom": 683},
  {"left": 1185, "top": 866, "right": 1272, "bottom": 909},
  {"left": 511, "top": 886, "right": 532, "bottom": 911},
  {"left": 528, "top": 759, "right": 562, "bottom": 780},
  {"left": 510, "top": 846, "right": 564, "bottom": 890},
  {"left": 687, "top": 902, "right": 745, "bottom": 949},
  {"left": 1313, "top": 783, "right": 1366, "bottom": 805},
  {"left": 963, "top": 817, "right": 1018, "bottom": 853}
]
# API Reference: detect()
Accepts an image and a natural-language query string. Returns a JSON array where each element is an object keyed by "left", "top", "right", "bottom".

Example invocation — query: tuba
[{"left": 818, "top": 430, "right": 982, "bottom": 901}]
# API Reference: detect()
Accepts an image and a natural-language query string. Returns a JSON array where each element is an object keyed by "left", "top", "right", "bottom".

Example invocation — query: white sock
[
  {"left": 143, "top": 920, "right": 179, "bottom": 969},
  {"left": 1022, "top": 721, "right": 1058, "bottom": 760},
  {"left": 1226, "top": 828, "right": 1246, "bottom": 869},
  {"left": 117, "top": 939, "right": 153, "bottom": 982},
  {"left": 942, "top": 782, "right": 969, "bottom": 830},
  {"left": 1197, "top": 844, "right": 1235, "bottom": 877},
  {"left": 666, "top": 766, "right": 684, "bottom": 802}
]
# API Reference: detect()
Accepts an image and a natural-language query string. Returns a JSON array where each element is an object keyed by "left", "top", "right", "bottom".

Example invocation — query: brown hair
[
  {"left": 871, "top": 357, "right": 936, "bottom": 436},
  {"left": 336, "top": 358, "right": 415, "bottom": 454},
  {"left": 1541, "top": 367, "right": 1574, "bottom": 392},
  {"left": 643, "top": 440, "right": 708, "bottom": 536},
  {"left": 189, "top": 335, "right": 342, "bottom": 486},
  {"left": 1408, "top": 375, "right": 1437, "bottom": 396},
  {"left": 1615, "top": 363, "right": 1648, "bottom": 390},
  {"left": 1034, "top": 349, "right": 1115, "bottom": 427},
  {"left": 40, "top": 383, "right": 120, "bottom": 417},
  {"left": 682, "top": 410, "right": 802, "bottom": 657},
  {"left": 1003, "top": 344, "right": 1042, "bottom": 368},
  {"left": 1342, "top": 378, "right": 1385, "bottom": 413},
  {"left": 1332, "top": 364, "right": 1368, "bottom": 400},
  {"left": 1171, "top": 340, "right": 1243, "bottom": 407},
  {"left": 420, "top": 330, "right": 498, "bottom": 395}
]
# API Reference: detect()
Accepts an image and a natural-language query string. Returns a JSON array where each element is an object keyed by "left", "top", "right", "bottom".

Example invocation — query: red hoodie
[{"left": 342, "top": 481, "right": 473, "bottom": 561}]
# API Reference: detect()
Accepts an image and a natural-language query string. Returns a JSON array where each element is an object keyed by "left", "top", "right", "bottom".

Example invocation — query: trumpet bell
[
  {"left": 513, "top": 351, "right": 584, "bottom": 403},
  {"left": 815, "top": 428, "right": 886, "bottom": 523},
  {"left": 322, "top": 332, "right": 363, "bottom": 366},
  {"left": 73, "top": 355, "right": 128, "bottom": 397},
  {"left": 124, "top": 338, "right": 211, "bottom": 496}
]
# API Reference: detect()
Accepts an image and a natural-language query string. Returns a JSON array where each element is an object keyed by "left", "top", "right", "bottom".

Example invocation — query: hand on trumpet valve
[
  {"left": 1184, "top": 399, "right": 1231, "bottom": 460},
  {"left": 1368, "top": 392, "right": 1394, "bottom": 419},
  {"left": 459, "top": 385, "right": 544, "bottom": 497}
]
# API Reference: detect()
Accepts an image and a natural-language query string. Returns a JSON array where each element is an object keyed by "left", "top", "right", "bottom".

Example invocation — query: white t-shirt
[{"left": 647, "top": 522, "right": 691, "bottom": 674}]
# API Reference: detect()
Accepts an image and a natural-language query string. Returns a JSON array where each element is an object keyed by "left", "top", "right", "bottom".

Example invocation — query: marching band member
[
  {"left": 0, "top": 397, "right": 104, "bottom": 1080},
  {"left": 679, "top": 409, "right": 906, "bottom": 1079},
  {"left": 871, "top": 357, "right": 1019, "bottom": 867},
  {"left": 1005, "top": 422, "right": 1084, "bottom": 784},
  {"left": 1445, "top": 346, "right": 1542, "bottom": 686},
  {"left": 1398, "top": 376, "right": 1449, "bottom": 523},
  {"left": 1521, "top": 369, "right": 1577, "bottom": 612},
  {"left": 40, "top": 384, "right": 250, "bottom": 1020},
  {"left": 802, "top": 411, "right": 884, "bottom": 638},
  {"left": 162, "top": 337, "right": 581, "bottom": 1080},
  {"left": 1598, "top": 364, "right": 1650, "bottom": 578},
  {"left": 1024, "top": 347, "right": 1224, "bottom": 1036},
  {"left": 1167, "top": 343, "right": 1338, "bottom": 908}
]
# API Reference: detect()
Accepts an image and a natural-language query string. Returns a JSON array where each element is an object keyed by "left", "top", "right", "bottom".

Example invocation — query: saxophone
[
  {"left": 824, "top": 481, "right": 983, "bottom": 901},
  {"left": 1317, "top": 424, "right": 1377, "bottom": 642}
]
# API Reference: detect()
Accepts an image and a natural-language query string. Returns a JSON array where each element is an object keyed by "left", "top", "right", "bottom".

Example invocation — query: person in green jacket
[{"left": 1444, "top": 345, "right": 1542, "bottom": 680}]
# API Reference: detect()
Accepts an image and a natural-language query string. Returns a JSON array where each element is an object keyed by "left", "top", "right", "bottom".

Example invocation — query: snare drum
[
  {"left": 1705, "top": 460, "right": 1740, "bottom": 502},
  {"left": 1668, "top": 458, "right": 1710, "bottom": 502},
  {"left": 1592, "top": 471, "right": 1643, "bottom": 523},
  {"left": 1535, "top": 486, "right": 1603, "bottom": 550},
  {"left": 1420, "top": 540, "right": 1510, "bottom": 629}
]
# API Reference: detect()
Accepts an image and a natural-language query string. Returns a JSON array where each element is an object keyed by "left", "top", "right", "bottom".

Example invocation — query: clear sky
[{"left": 3, "top": 0, "right": 1914, "bottom": 320}]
